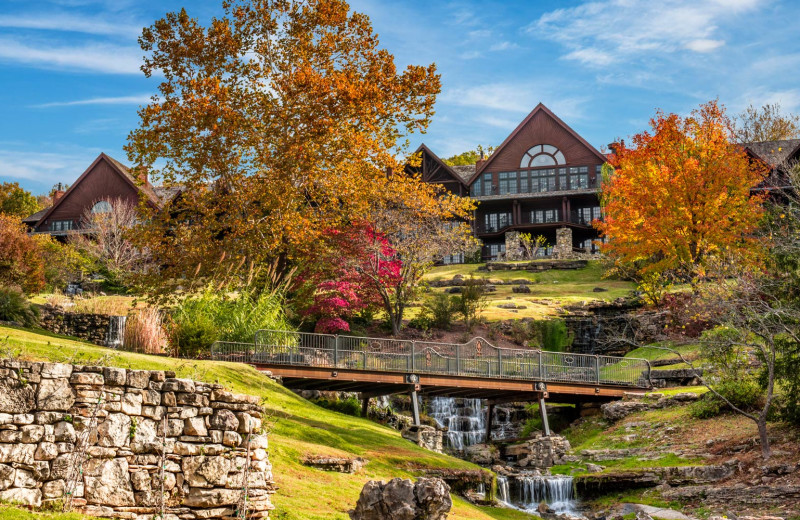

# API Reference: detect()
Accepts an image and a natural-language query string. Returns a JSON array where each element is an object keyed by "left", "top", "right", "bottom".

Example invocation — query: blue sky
[{"left": 2, "top": 0, "right": 799, "bottom": 194}]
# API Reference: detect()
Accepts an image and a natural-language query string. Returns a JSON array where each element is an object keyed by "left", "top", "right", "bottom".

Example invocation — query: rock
[
  {"left": 465, "top": 443, "right": 496, "bottom": 466},
  {"left": 537, "top": 502, "right": 554, "bottom": 513},
  {"left": 303, "top": 455, "right": 367, "bottom": 473},
  {"left": 0, "top": 487, "right": 42, "bottom": 507},
  {"left": 592, "top": 287, "right": 608, "bottom": 292},
  {"left": 96, "top": 413, "right": 131, "bottom": 447},
  {"left": 0, "top": 378, "right": 36, "bottom": 414},
  {"left": 0, "top": 464, "right": 14, "bottom": 490},
  {"left": 349, "top": 478, "right": 451, "bottom": 520},
  {"left": 622, "top": 504, "right": 691, "bottom": 520},
  {"left": 37, "top": 378, "right": 75, "bottom": 411},
  {"left": 401, "top": 425, "right": 443, "bottom": 453},
  {"left": 512, "top": 284, "right": 532, "bottom": 294},
  {"left": 102, "top": 367, "right": 127, "bottom": 386},
  {"left": 54, "top": 421, "right": 76, "bottom": 443},
  {"left": 184, "top": 487, "right": 240, "bottom": 508},
  {"left": 601, "top": 400, "right": 650, "bottom": 421},
  {"left": 182, "top": 456, "right": 232, "bottom": 488},
  {"left": 83, "top": 458, "right": 135, "bottom": 507},
  {"left": 0, "top": 443, "right": 35, "bottom": 465},
  {"left": 586, "top": 463, "right": 603, "bottom": 473},
  {"left": 184, "top": 416, "right": 207, "bottom": 436},
  {"left": 504, "top": 434, "right": 571, "bottom": 469},
  {"left": 126, "top": 370, "right": 151, "bottom": 389},
  {"left": 209, "top": 409, "right": 239, "bottom": 431}
]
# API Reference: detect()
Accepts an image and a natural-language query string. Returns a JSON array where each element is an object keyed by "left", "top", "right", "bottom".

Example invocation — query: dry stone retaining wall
[
  {"left": 0, "top": 358, "right": 274, "bottom": 519},
  {"left": 38, "top": 306, "right": 113, "bottom": 346}
]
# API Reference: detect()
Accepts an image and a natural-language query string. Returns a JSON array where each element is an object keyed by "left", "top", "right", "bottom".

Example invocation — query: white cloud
[
  {"left": 0, "top": 147, "right": 102, "bottom": 187},
  {"left": 0, "top": 37, "right": 144, "bottom": 74},
  {"left": 489, "top": 41, "right": 519, "bottom": 52},
  {"left": 440, "top": 82, "right": 588, "bottom": 121},
  {"left": 33, "top": 95, "right": 153, "bottom": 108},
  {"left": 684, "top": 38, "right": 725, "bottom": 52},
  {"left": 530, "top": 0, "right": 763, "bottom": 67},
  {"left": 0, "top": 13, "right": 142, "bottom": 38}
]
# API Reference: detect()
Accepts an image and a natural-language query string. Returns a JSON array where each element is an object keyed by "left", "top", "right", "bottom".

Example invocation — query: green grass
[
  {"left": 0, "top": 325, "right": 520, "bottom": 520},
  {"left": 0, "top": 505, "right": 93, "bottom": 520},
  {"left": 647, "top": 386, "right": 708, "bottom": 397},
  {"left": 422, "top": 261, "right": 636, "bottom": 320},
  {"left": 625, "top": 343, "right": 702, "bottom": 363}
]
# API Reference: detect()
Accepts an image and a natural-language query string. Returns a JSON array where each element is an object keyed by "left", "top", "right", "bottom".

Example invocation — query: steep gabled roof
[
  {"left": 31, "top": 153, "right": 161, "bottom": 230},
  {"left": 744, "top": 139, "right": 800, "bottom": 169},
  {"left": 467, "top": 103, "right": 607, "bottom": 185},
  {"left": 411, "top": 144, "right": 469, "bottom": 187}
]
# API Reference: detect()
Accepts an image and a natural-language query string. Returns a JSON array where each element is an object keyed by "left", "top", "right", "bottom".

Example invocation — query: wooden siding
[
  {"left": 37, "top": 158, "right": 141, "bottom": 232},
  {"left": 484, "top": 109, "right": 602, "bottom": 172}
]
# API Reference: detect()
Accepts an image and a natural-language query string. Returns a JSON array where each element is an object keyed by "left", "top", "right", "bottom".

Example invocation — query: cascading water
[
  {"left": 429, "top": 397, "right": 485, "bottom": 451},
  {"left": 497, "top": 474, "right": 576, "bottom": 513},
  {"left": 107, "top": 315, "right": 127, "bottom": 349}
]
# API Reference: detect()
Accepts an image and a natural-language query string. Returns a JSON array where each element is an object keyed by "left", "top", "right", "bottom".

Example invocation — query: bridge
[{"left": 211, "top": 330, "right": 651, "bottom": 436}]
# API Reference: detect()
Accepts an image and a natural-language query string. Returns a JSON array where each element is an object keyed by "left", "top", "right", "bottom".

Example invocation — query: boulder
[
  {"left": 349, "top": 477, "right": 451, "bottom": 520},
  {"left": 37, "top": 378, "right": 75, "bottom": 411},
  {"left": 601, "top": 400, "right": 650, "bottom": 421},
  {"left": 96, "top": 413, "right": 131, "bottom": 447},
  {"left": 210, "top": 409, "right": 239, "bottom": 431},
  {"left": 401, "top": 425, "right": 443, "bottom": 453},
  {"left": 0, "top": 378, "right": 36, "bottom": 414},
  {"left": 465, "top": 443, "right": 497, "bottom": 466},
  {"left": 0, "top": 487, "right": 42, "bottom": 507},
  {"left": 83, "top": 458, "right": 135, "bottom": 507},
  {"left": 182, "top": 455, "right": 232, "bottom": 488}
]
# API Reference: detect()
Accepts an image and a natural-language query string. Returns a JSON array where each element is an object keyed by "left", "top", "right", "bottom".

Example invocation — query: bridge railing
[{"left": 216, "top": 329, "right": 651, "bottom": 388}]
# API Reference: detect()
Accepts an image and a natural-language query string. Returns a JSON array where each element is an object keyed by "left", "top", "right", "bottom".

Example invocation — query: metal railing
[{"left": 212, "top": 330, "right": 651, "bottom": 388}]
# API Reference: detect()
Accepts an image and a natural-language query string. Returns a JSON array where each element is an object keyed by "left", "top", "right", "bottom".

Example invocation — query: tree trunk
[{"left": 757, "top": 418, "right": 771, "bottom": 459}]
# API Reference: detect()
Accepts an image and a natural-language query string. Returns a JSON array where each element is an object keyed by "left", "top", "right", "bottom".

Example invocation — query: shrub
[
  {"left": 170, "top": 285, "right": 290, "bottom": 357},
  {"left": 453, "top": 277, "right": 488, "bottom": 331},
  {"left": 124, "top": 307, "right": 168, "bottom": 354},
  {"left": 0, "top": 214, "right": 46, "bottom": 293},
  {"left": 531, "top": 319, "right": 573, "bottom": 351},
  {"left": 690, "top": 377, "right": 763, "bottom": 419},
  {"left": 314, "top": 396, "right": 362, "bottom": 417},
  {"left": 0, "top": 286, "right": 38, "bottom": 326},
  {"left": 415, "top": 293, "right": 456, "bottom": 331}
]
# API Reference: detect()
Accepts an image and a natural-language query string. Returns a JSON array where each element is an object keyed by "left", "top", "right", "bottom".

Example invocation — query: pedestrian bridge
[{"left": 211, "top": 330, "right": 651, "bottom": 403}]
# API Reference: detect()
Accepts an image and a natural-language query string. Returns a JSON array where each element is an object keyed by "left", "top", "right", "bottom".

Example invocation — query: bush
[
  {"left": 124, "top": 308, "right": 168, "bottom": 354},
  {"left": 411, "top": 293, "right": 456, "bottom": 331},
  {"left": 532, "top": 319, "right": 573, "bottom": 351},
  {"left": 170, "top": 285, "right": 290, "bottom": 357},
  {"left": 0, "top": 286, "right": 39, "bottom": 326},
  {"left": 453, "top": 277, "right": 488, "bottom": 331},
  {"left": 314, "top": 396, "right": 362, "bottom": 417},
  {"left": 690, "top": 377, "right": 763, "bottom": 419}
]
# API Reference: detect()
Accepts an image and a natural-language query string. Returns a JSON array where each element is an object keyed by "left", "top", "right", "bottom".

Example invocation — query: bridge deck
[{"left": 212, "top": 330, "right": 651, "bottom": 404}]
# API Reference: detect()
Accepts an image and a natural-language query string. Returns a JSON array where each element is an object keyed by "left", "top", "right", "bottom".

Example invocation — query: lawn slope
[{"left": 0, "top": 326, "right": 534, "bottom": 520}]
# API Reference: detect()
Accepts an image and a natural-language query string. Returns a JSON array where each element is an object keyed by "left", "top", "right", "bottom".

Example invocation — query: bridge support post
[
  {"left": 485, "top": 403, "right": 495, "bottom": 443},
  {"left": 361, "top": 396, "right": 370, "bottom": 418},
  {"left": 410, "top": 389, "right": 421, "bottom": 427},
  {"left": 539, "top": 396, "right": 551, "bottom": 437}
]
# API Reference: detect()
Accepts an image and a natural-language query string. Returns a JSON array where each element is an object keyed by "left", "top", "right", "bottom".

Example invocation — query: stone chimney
[
  {"left": 475, "top": 150, "right": 487, "bottom": 170},
  {"left": 53, "top": 189, "right": 65, "bottom": 202}
]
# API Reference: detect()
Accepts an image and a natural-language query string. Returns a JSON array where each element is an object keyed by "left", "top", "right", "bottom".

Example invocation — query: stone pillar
[
  {"left": 554, "top": 227, "right": 573, "bottom": 259},
  {"left": 504, "top": 231, "right": 523, "bottom": 261}
]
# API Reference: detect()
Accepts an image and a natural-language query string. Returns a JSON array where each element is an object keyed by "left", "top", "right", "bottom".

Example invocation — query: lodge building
[{"left": 409, "top": 103, "right": 608, "bottom": 261}]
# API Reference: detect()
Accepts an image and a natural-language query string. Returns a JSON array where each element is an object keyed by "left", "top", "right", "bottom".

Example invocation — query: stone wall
[
  {"left": 0, "top": 358, "right": 274, "bottom": 519},
  {"left": 38, "top": 306, "right": 113, "bottom": 347}
]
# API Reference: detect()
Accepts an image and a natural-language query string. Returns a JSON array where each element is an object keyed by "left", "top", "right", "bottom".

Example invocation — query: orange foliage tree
[
  {"left": 126, "top": 0, "right": 470, "bottom": 299},
  {"left": 597, "top": 101, "right": 768, "bottom": 284},
  {"left": 0, "top": 214, "right": 46, "bottom": 293}
]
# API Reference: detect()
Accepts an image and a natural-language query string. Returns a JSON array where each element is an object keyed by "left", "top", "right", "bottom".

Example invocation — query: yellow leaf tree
[
  {"left": 597, "top": 101, "right": 768, "bottom": 283},
  {"left": 126, "top": 0, "right": 471, "bottom": 298}
]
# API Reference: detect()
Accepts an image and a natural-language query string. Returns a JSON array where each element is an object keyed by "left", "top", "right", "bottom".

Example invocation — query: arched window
[
  {"left": 91, "top": 200, "right": 113, "bottom": 214},
  {"left": 520, "top": 144, "right": 566, "bottom": 168}
]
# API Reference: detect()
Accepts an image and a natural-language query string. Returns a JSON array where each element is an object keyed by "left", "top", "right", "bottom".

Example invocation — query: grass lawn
[
  {"left": 422, "top": 261, "right": 635, "bottom": 320},
  {"left": 0, "top": 506, "right": 95, "bottom": 520},
  {"left": 0, "top": 325, "right": 517, "bottom": 520}
]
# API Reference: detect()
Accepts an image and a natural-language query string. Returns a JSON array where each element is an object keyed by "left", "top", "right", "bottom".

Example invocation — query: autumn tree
[
  {"left": 734, "top": 102, "right": 800, "bottom": 143},
  {"left": 126, "top": 0, "right": 458, "bottom": 300},
  {"left": 598, "top": 101, "right": 768, "bottom": 283},
  {"left": 0, "top": 182, "right": 39, "bottom": 219},
  {"left": 443, "top": 145, "right": 495, "bottom": 166},
  {"left": 0, "top": 214, "right": 46, "bottom": 293}
]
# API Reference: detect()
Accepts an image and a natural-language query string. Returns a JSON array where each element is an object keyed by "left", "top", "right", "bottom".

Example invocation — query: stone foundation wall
[
  {"left": 38, "top": 307, "right": 113, "bottom": 346},
  {"left": 0, "top": 359, "right": 274, "bottom": 519}
]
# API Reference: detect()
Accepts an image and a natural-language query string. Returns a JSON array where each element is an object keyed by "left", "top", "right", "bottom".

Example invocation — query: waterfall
[
  {"left": 107, "top": 316, "right": 127, "bottom": 349},
  {"left": 497, "top": 476, "right": 510, "bottom": 504},
  {"left": 429, "top": 397, "right": 486, "bottom": 451},
  {"left": 499, "top": 474, "right": 575, "bottom": 513},
  {"left": 375, "top": 396, "right": 390, "bottom": 409}
]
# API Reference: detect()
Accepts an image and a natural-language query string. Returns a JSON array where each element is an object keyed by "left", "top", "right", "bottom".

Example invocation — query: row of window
[
  {"left": 471, "top": 165, "right": 601, "bottom": 197},
  {"left": 482, "top": 207, "right": 602, "bottom": 232},
  {"left": 50, "top": 220, "right": 74, "bottom": 231}
]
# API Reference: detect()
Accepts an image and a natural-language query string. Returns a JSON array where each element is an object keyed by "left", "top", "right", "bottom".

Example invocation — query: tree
[
  {"left": 0, "top": 182, "right": 39, "bottom": 219},
  {"left": 349, "top": 201, "right": 475, "bottom": 335},
  {"left": 598, "top": 101, "right": 768, "bottom": 282},
  {"left": 0, "top": 214, "right": 46, "bottom": 293},
  {"left": 443, "top": 145, "right": 495, "bottom": 166},
  {"left": 126, "top": 0, "right": 449, "bottom": 299},
  {"left": 518, "top": 233, "right": 547, "bottom": 260},
  {"left": 72, "top": 198, "right": 145, "bottom": 284},
  {"left": 734, "top": 102, "right": 800, "bottom": 143}
]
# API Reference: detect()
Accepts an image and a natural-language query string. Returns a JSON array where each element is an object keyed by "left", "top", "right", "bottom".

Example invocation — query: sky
[{"left": 1, "top": 0, "right": 799, "bottom": 194}]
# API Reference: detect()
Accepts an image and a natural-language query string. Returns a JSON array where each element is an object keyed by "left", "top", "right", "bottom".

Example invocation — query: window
[
  {"left": 569, "top": 166, "right": 589, "bottom": 189},
  {"left": 519, "top": 171, "right": 529, "bottom": 193},
  {"left": 50, "top": 220, "right": 73, "bottom": 232},
  {"left": 487, "top": 243, "right": 506, "bottom": 260},
  {"left": 530, "top": 209, "right": 560, "bottom": 223},
  {"left": 482, "top": 173, "right": 493, "bottom": 195},
  {"left": 520, "top": 144, "right": 566, "bottom": 168},
  {"left": 498, "top": 172, "right": 509, "bottom": 195},
  {"left": 484, "top": 212, "right": 512, "bottom": 232},
  {"left": 442, "top": 253, "right": 464, "bottom": 264},
  {"left": 575, "top": 206, "right": 602, "bottom": 224},
  {"left": 471, "top": 180, "right": 482, "bottom": 197},
  {"left": 91, "top": 200, "right": 113, "bottom": 214}
]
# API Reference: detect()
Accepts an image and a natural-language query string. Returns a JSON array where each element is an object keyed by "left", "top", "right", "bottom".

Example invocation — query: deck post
[
  {"left": 410, "top": 389, "right": 421, "bottom": 426},
  {"left": 485, "top": 403, "right": 495, "bottom": 443},
  {"left": 334, "top": 335, "right": 339, "bottom": 367},
  {"left": 539, "top": 396, "right": 551, "bottom": 437},
  {"left": 361, "top": 396, "right": 370, "bottom": 418}
]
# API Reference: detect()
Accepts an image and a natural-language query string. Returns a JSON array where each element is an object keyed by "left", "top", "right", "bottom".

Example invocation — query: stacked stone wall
[
  {"left": 38, "top": 306, "right": 113, "bottom": 346},
  {"left": 0, "top": 358, "right": 274, "bottom": 519}
]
